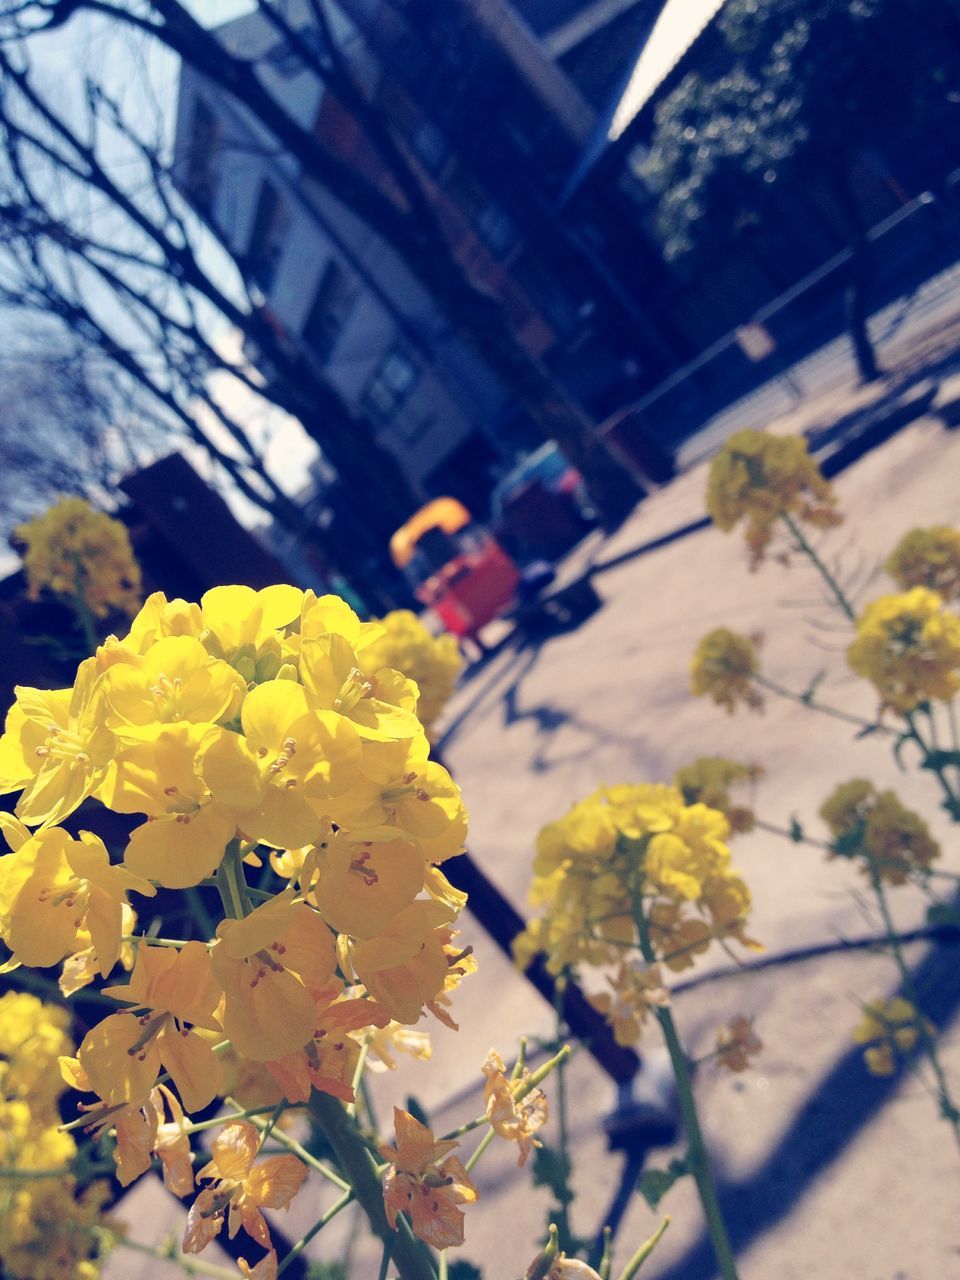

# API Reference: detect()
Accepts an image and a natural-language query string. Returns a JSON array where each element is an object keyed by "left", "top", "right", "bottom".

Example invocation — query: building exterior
[{"left": 171, "top": 0, "right": 681, "bottom": 516}]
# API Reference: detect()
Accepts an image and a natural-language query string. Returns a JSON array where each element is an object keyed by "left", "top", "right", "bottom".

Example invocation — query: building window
[
  {"left": 302, "top": 260, "right": 359, "bottom": 362},
  {"left": 247, "top": 180, "right": 289, "bottom": 293},
  {"left": 362, "top": 347, "right": 418, "bottom": 425},
  {"left": 476, "top": 201, "right": 519, "bottom": 257},
  {"left": 185, "top": 97, "right": 223, "bottom": 216}
]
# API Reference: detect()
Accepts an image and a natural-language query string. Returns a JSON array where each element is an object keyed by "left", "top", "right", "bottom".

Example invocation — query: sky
[{"left": 2, "top": 0, "right": 319, "bottom": 579}]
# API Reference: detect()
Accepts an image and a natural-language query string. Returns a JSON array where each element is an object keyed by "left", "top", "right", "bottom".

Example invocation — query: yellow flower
[
  {"left": 366, "top": 1022, "right": 433, "bottom": 1072},
  {"left": 706, "top": 428, "right": 840, "bottom": 567},
  {"left": 820, "top": 779, "right": 940, "bottom": 885},
  {"left": 198, "top": 681, "right": 363, "bottom": 849},
  {"left": 360, "top": 609, "right": 462, "bottom": 736},
  {"left": 520, "top": 784, "right": 757, "bottom": 983},
  {"left": 0, "top": 991, "right": 73, "bottom": 1114},
  {"left": 853, "top": 997, "right": 931, "bottom": 1076},
  {"left": 714, "top": 1015, "right": 762, "bottom": 1072},
  {"left": 674, "top": 756, "right": 761, "bottom": 833},
  {"left": 847, "top": 587, "right": 960, "bottom": 712},
  {"left": 15, "top": 496, "right": 141, "bottom": 617},
  {"left": 380, "top": 1107, "right": 478, "bottom": 1250},
  {"left": 886, "top": 526, "right": 960, "bottom": 601},
  {"left": 350, "top": 899, "right": 457, "bottom": 1024},
  {"left": 690, "top": 629, "right": 763, "bottom": 713},
  {"left": 588, "top": 961, "right": 670, "bottom": 1047},
  {"left": 98, "top": 723, "right": 237, "bottom": 888},
  {"left": 481, "top": 1049, "right": 548, "bottom": 1165},
  {"left": 1, "top": 828, "right": 154, "bottom": 976},
  {"left": 306, "top": 829, "right": 427, "bottom": 939},
  {"left": 300, "top": 629, "right": 421, "bottom": 741},
  {"left": 264, "top": 976, "right": 390, "bottom": 1103},
  {"left": 100, "top": 635, "right": 244, "bottom": 734},
  {"left": 183, "top": 1121, "right": 307, "bottom": 1254},
  {"left": 211, "top": 893, "right": 336, "bottom": 1062},
  {"left": 79, "top": 940, "right": 223, "bottom": 1111},
  {"left": 0, "top": 659, "right": 114, "bottom": 827}
]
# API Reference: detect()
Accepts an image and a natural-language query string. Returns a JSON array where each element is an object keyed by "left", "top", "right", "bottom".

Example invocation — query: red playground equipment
[{"left": 389, "top": 498, "right": 521, "bottom": 642}]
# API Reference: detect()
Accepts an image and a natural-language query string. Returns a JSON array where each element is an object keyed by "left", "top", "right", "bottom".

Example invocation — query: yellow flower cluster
[
  {"left": 674, "top": 756, "right": 762, "bottom": 833},
  {"left": 514, "top": 785, "right": 759, "bottom": 1045},
  {"left": 705, "top": 429, "right": 841, "bottom": 567},
  {"left": 0, "top": 586, "right": 472, "bottom": 1258},
  {"left": 361, "top": 609, "right": 462, "bottom": 738},
  {"left": 0, "top": 992, "right": 114, "bottom": 1280},
  {"left": 820, "top": 779, "right": 940, "bottom": 886},
  {"left": 853, "top": 997, "right": 931, "bottom": 1076},
  {"left": 847, "top": 587, "right": 960, "bottom": 713},
  {"left": 886, "top": 526, "right": 960, "bottom": 602},
  {"left": 690, "top": 628, "right": 763, "bottom": 713},
  {"left": 15, "top": 497, "right": 141, "bottom": 619}
]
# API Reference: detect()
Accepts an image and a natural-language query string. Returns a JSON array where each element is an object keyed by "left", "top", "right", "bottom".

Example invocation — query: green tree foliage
[{"left": 643, "top": 0, "right": 960, "bottom": 378}]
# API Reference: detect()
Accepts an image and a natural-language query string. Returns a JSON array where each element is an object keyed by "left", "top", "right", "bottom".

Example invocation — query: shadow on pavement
[{"left": 650, "top": 932, "right": 960, "bottom": 1280}]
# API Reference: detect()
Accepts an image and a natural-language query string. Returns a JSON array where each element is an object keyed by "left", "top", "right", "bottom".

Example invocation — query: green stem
[
  {"left": 308, "top": 1090, "right": 437, "bottom": 1280},
  {"left": 754, "top": 818, "right": 960, "bottom": 883},
  {"left": 632, "top": 886, "right": 739, "bottom": 1280},
  {"left": 277, "top": 1189, "right": 355, "bottom": 1276},
  {"left": 780, "top": 510, "right": 856, "bottom": 622},
  {"left": 70, "top": 564, "right": 100, "bottom": 655},
  {"left": 865, "top": 855, "right": 960, "bottom": 1158},
  {"left": 904, "top": 712, "right": 960, "bottom": 817},
  {"left": 234, "top": 1099, "right": 351, "bottom": 1192},
  {"left": 617, "top": 1217, "right": 670, "bottom": 1280},
  {"left": 183, "top": 1105, "right": 279, "bottom": 1135},
  {"left": 463, "top": 1126, "right": 496, "bottom": 1174},
  {"left": 755, "top": 673, "right": 880, "bottom": 731},
  {"left": 215, "top": 839, "right": 252, "bottom": 920}
]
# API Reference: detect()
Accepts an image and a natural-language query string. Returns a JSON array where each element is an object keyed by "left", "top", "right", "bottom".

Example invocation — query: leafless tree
[
  {"left": 0, "top": 32, "right": 421, "bottom": 603},
  {"left": 1, "top": 0, "right": 644, "bottom": 519}
]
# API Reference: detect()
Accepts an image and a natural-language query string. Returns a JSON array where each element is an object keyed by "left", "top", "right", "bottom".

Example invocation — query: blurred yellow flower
[
  {"left": 853, "top": 997, "right": 931, "bottom": 1076},
  {"left": 847, "top": 587, "right": 960, "bottom": 712},
  {"left": 691, "top": 628, "right": 763, "bottom": 714},
  {"left": 820, "top": 779, "right": 940, "bottom": 885},
  {"left": 706, "top": 429, "right": 840, "bottom": 567},
  {"left": 360, "top": 609, "right": 462, "bottom": 736},
  {"left": 714, "top": 1015, "right": 762, "bottom": 1072},
  {"left": 886, "top": 526, "right": 960, "bottom": 601},
  {"left": 15, "top": 496, "right": 141, "bottom": 618}
]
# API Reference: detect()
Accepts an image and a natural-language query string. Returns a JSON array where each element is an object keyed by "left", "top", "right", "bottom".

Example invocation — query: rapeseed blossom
[
  {"left": 690, "top": 629, "right": 763, "bottom": 713},
  {"left": 847, "top": 587, "right": 960, "bottom": 712},
  {"left": 0, "top": 585, "right": 473, "bottom": 1264},
  {"left": 674, "top": 756, "right": 761, "bottom": 833},
  {"left": 714, "top": 1015, "right": 762, "bottom": 1073},
  {"left": 183, "top": 1121, "right": 307, "bottom": 1254},
  {"left": 705, "top": 429, "right": 840, "bottom": 567},
  {"left": 514, "top": 784, "right": 758, "bottom": 1046},
  {"left": 360, "top": 609, "right": 462, "bottom": 736},
  {"left": 0, "top": 993, "right": 116, "bottom": 1280},
  {"left": 886, "top": 526, "right": 960, "bottom": 601},
  {"left": 380, "top": 1108, "right": 478, "bottom": 1249},
  {"left": 853, "top": 998, "right": 931, "bottom": 1076},
  {"left": 15, "top": 497, "right": 141, "bottom": 619},
  {"left": 481, "top": 1048, "right": 548, "bottom": 1166},
  {"left": 820, "top": 780, "right": 940, "bottom": 885}
]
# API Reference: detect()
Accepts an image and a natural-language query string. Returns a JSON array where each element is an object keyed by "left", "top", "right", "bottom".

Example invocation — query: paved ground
[{"left": 103, "top": 318, "right": 960, "bottom": 1279}]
